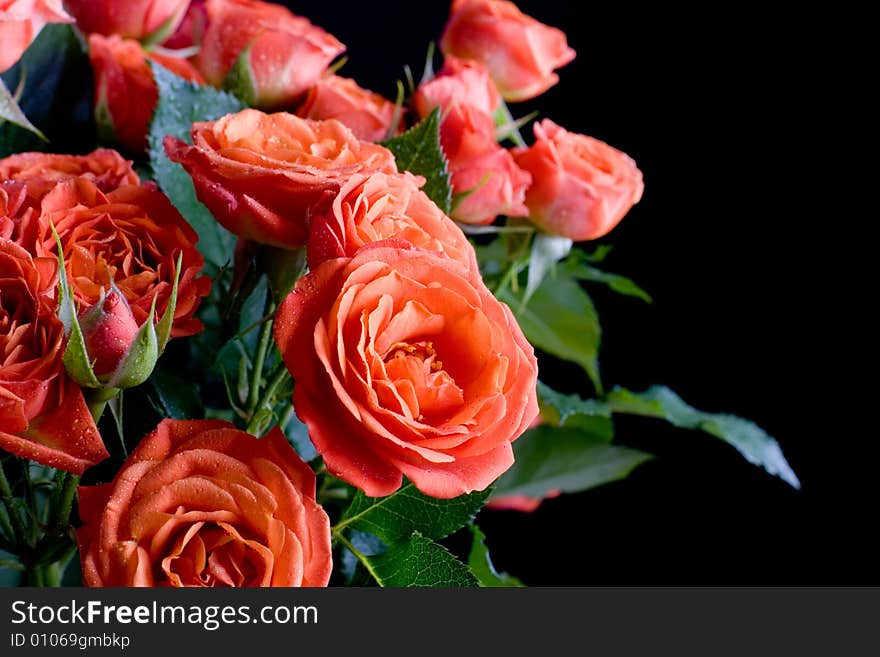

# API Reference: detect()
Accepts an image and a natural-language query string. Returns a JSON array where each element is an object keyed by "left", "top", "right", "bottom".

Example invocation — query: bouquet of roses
[{"left": 0, "top": 0, "right": 798, "bottom": 587}]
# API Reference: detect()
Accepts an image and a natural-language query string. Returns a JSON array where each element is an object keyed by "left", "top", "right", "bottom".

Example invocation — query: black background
[{"left": 282, "top": 1, "right": 866, "bottom": 585}]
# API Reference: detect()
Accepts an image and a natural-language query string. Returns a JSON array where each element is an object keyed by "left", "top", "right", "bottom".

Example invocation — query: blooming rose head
[
  {"left": 514, "top": 119, "right": 644, "bottom": 241},
  {"left": 77, "top": 419, "right": 332, "bottom": 587},
  {"left": 274, "top": 242, "right": 539, "bottom": 498},
  {"left": 307, "top": 172, "right": 478, "bottom": 273},
  {"left": 195, "top": 0, "right": 345, "bottom": 109},
  {"left": 413, "top": 55, "right": 500, "bottom": 118},
  {"left": 89, "top": 33, "right": 205, "bottom": 153},
  {"left": 296, "top": 75, "right": 399, "bottom": 143},
  {"left": 440, "top": 0, "right": 575, "bottom": 102},
  {"left": 31, "top": 177, "right": 209, "bottom": 338},
  {"left": 63, "top": 0, "right": 190, "bottom": 41},
  {"left": 165, "top": 109, "right": 397, "bottom": 250},
  {"left": 450, "top": 146, "right": 531, "bottom": 225},
  {"left": 0, "top": 0, "right": 72, "bottom": 72},
  {"left": 0, "top": 238, "right": 108, "bottom": 473}
]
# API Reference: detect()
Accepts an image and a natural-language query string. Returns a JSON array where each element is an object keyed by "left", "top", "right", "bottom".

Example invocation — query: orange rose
[
  {"left": 30, "top": 177, "right": 209, "bottom": 338},
  {"left": 274, "top": 242, "right": 539, "bottom": 498},
  {"left": 195, "top": 0, "right": 345, "bottom": 109},
  {"left": 77, "top": 419, "right": 332, "bottom": 586},
  {"left": 63, "top": 0, "right": 190, "bottom": 41},
  {"left": 89, "top": 33, "right": 205, "bottom": 153},
  {"left": 0, "top": 0, "right": 72, "bottom": 73},
  {"left": 514, "top": 119, "right": 644, "bottom": 241},
  {"left": 450, "top": 146, "right": 531, "bottom": 225},
  {"left": 296, "top": 75, "right": 398, "bottom": 143},
  {"left": 307, "top": 171, "right": 478, "bottom": 273},
  {"left": 440, "top": 0, "right": 575, "bottom": 102},
  {"left": 165, "top": 109, "right": 397, "bottom": 249},
  {"left": 0, "top": 238, "right": 108, "bottom": 473},
  {"left": 486, "top": 489, "right": 561, "bottom": 512},
  {"left": 413, "top": 55, "right": 500, "bottom": 119}
]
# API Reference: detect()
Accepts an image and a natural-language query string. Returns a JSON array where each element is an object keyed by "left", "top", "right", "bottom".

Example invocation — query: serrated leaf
[
  {"left": 147, "top": 62, "right": 243, "bottom": 268},
  {"left": 149, "top": 367, "right": 204, "bottom": 419},
  {"left": 607, "top": 386, "right": 800, "bottom": 488},
  {"left": 1, "top": 24, "right": 94, "bottom": 157},
  {"left": 364, "top": 532, "right": 478, "bottom": 587},
  {"left": 492, "top": 425, "right": 653, "bottom": 500},
  {"left": 468, "top": 525, "right": 522, "bottom": 587},
  {"left": 525, "top": 233, "right": 572, "bottom": 304},
  {"left": 382, "top": 108, "right": 452, "bottom": 213},
  {"left": 537, "top": 381, "right": 611, "bottom": 434},
  {"left": 563, "top": 256, "right": 652, "bottom": 303},
  {"left": 338, "top": 481, "right": 491, "bottom": 545},
  {"left": 0, "top": 77, "right": 45, "bottom": 139},
  {"left": 499, "top": 271, "right": 603, "bottom": 394}
]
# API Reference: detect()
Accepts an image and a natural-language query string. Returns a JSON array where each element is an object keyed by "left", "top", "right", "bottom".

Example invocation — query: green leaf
[
  {"left": 1, "top": 24, "right": 94, "bottom": 157},
  {"left": 607, "top": 386, "right": 800, "bottom": 488},
  {"left": 382, "top": 108, "right": 452, "bottom": 213},
  {"left": 107, "top": 297, "right": 159, "bottom": 389},
  {"left": 0, "top": 77, "right": 45, "bottom": 139},
  {"left": 562, "top": 255, "right": 652, "bottom": 303},
  {"left": 536, "top": 381, "right": 612, "bottom": 435},
  {"left": 525, "top": 233, "right": 573, "bottom": 304},
  {"left": 492, "top": 425, "right": 653, "bottom": 500},
  {"left": 221, "top": 45, "right": 257, "bottom": 106},
  {"left": 156, "top": 252, "right": 183, "bottom": 353},
  {"left": 363, "top": 532, "right": 478, "bottom": 587},
  {"left": 149, "top": 367, "right": 205, "bottom": 419},
  {"left": 283, "top": 411, "right": 317, "bottom": 462},
  {"left": 499, "top": 271, "right": 603, "bottom": 394},
  {"left": 148, "top": 62, "right": 243, "bottom": 268},
  {"left": 337, "top": 481, "right": 491, "bottom": 545},
  {"left": 468, "top": 525, "right": 523, "bottom": 587},
  {"left": 259, "top": 246, "right": 307, "bottom": 302}
]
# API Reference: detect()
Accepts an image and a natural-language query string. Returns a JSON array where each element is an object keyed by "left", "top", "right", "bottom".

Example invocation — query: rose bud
[
  {"left": 195, "top": 0, "right": 345, "bottom": 109},
  {"left": 440, "top": 0, "right": 575, "bottom": 102},
  {"left": 296, "top": 75, "right": 399, "bottom": 143},
  {"left": 450, "top": 146, "right": 531, "bottom": 225},
  {"left": 77, "top": 419, "right": 332, "bottom": 587},
  {"left": 0, "top": 238, "right": 108, "bottom": 473},
  {"left": 63, "top": 0, "right": 190, "bottom": 42},
  {"left": 89, "top": 33, "right": 205, "bottom": 153},
  {"left": 160, "top": 0, "right": 206, "bottom": 50},
  {"left": 514, "top": 119, "right": 644, "bottom": 241},
  {"left": 413, "top": 55, "right": 500, "bottom": 118},
  {"left": 165, "top": 109, "right": 397, "bottom": 250},
  {"left": 0, "top": 0, "right": 72, "bottom": 72},
  {"left": 274, "top": 241, "right": 539, "bottom": 499},
  {"left": 78, "top": 290, "right": 141, "bottom": 377}
]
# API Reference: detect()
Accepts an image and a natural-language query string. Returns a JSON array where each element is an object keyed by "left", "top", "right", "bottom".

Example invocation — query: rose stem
[
  {"left": 245, "top": 296, "right": 277, "bottom": 423},
  {"left": 0, "top": 462, "right": 26, "bottom": 549}
]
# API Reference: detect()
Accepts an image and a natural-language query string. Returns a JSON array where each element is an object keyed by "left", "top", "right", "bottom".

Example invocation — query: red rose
[
  {"left": 165, "top": 109, "right": 397, "bottom": 249},
  {"left": 77, "top": 419, "right": 332, "bottom": 587},
  {"left": 31, "top": 177, "right": 209, "bottom": 338},
  {"left": 89, "top": 33, "right": 205, "bottom": 153},
  {"left": 0, "top": 0, "right": 72, "bottom": 73},
  {"left": 297, "top": 75, "right": 398, "bottom": 143},
  {"left": 195, "top": 0, "right": 345, "bottom": 109},
  {"left": 514, "top": 119, "right": 644, "bottom": 241},
  {"left": 274, "top": 242, "right": 539, "bottom": 498},
  {"left": 449, "top": 146, "right": 531, "bottom": 225},
  {"left": 307, "top": 171, "right": 478, "bottom": 273},
  {"left": 440, "top": 0, "right": 575, "bottom": 102},
  {"left": 0, "top": 238, "right": 107, "bottom": 473},
  {"left": 63, "top": 0, "right": 190, "bottom": 41}
]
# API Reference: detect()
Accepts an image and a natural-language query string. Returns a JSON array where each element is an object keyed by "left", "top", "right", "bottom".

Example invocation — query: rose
[
  {"left": 165, "top": 109, "right": 398, "bottom": 249},
  {"left": 30, "top": 177, "right": 210, "bottom": 338},
  {"left": 89, "top": 34, "right": 205, "bottom": 153},
  {"left": 62, "top": 0, "right": 190, "bottom": 41},
  {"left": 161, "top": 0, "right": 206, "bottom": 49},
  {"left": 274, "top": 242, "right": 539, "bottom": 498},
  {"left": 440, "top": 0, "right": 575, "bottom": 102},
  {"left": 194, "top": 0, "right": 345, "bottom": 109},
  {"left": 514, "top": 119, "right": 644, "bottom": 241},
  {"left": 450, "top": 146, "right": 531, "bottom": 225},
  {"left": 79, "top": 290, "right": 141, "bottom": 377},
  {"left": 296, "top": 75, "right": 398, "bottom": 143},
  {"left": 413, "top": 55, "right": 500, "bottom": 118},
  {"left": 77, "top": 419, "right": 332, "bottom": 587},
  {"left": 0, "top": 238, "right": 108, "bottom": 473},
  {"left": 0, "top": 0, "right": 71, "bottom": 72},
  {"left": 307, "top": 172, "right": 478, "bottom": 273}
]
